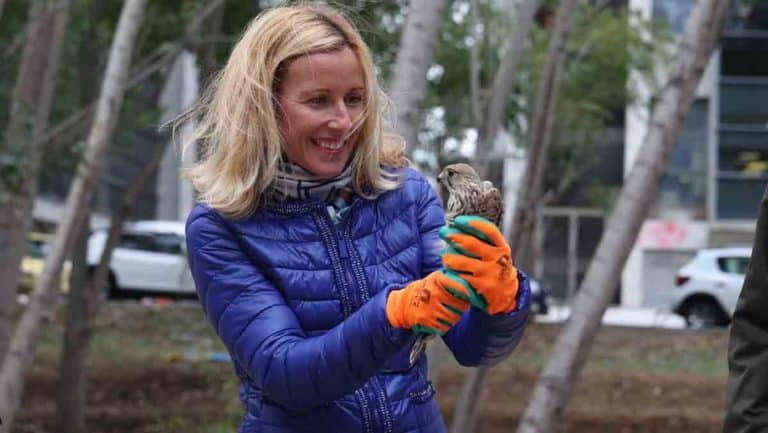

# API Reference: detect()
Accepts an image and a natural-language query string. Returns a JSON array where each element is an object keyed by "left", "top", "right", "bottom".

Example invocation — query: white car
[
  {"left": 87, "top": 220, "right": 194, "bottom": 298},
  {"left": 670, "top": 247, "right": 751, "bottom": 329}
]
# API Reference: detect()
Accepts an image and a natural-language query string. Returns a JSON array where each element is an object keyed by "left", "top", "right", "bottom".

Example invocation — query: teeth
[{"left": 316, "top": 139, "right": 344, "bottom": 150}]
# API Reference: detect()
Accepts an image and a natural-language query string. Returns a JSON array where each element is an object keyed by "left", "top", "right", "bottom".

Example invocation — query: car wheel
[{"left": 684, "top": 299, "right": 726, "bottom": 330}]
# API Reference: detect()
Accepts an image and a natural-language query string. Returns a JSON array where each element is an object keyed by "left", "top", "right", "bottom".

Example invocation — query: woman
[{"left": 184, "top": 3, "right": 531, "bottom": 432}]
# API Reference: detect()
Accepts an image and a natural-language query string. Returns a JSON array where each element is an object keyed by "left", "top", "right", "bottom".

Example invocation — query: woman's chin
[{"left": 304, "top": 151, "right": 353, "bottom": 178}]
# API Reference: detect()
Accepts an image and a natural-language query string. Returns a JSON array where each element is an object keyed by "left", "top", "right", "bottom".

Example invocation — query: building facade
[{"left": 622, "top": 0, "right": 768, "bottom": 308}]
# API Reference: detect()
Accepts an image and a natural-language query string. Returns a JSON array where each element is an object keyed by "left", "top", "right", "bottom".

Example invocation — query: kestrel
[{"left": 409, "top": 163, "right": 504, "bottom": 365}]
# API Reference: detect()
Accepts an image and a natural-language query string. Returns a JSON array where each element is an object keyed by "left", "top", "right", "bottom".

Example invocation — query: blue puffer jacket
[{"left": 186, "top": 168, "right": 530, "bottom": 433}]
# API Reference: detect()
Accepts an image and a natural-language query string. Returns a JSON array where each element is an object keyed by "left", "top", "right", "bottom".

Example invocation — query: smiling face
[{"left": 276, "top": 47, "right": 366, "bottom": 178}]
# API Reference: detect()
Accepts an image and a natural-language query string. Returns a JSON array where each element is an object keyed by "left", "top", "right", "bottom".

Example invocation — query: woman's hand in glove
[
  {"left": 439, "top": 215, "right": 519, "bottom": 315},
  {"left": 386, "top": 270, "right": 472, "bottom": 335}
]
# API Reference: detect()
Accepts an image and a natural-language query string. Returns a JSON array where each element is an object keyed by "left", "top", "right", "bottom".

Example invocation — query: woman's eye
[
  {"left": 345, "top": 94, "right": 364, "bottom": 106},
  {"left": 308, "top": 95, "right": 327, "bottom": 105}
]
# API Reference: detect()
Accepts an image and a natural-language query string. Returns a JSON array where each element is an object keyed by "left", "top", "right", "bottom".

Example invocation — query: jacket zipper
[{"left": 330, "top": 204, "right": 393, "bottom": 433}]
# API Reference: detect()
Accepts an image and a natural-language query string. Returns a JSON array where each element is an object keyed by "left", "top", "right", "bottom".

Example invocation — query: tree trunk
[
  {"left": 0, "top": 1, "right": 147, "bottom": 430},
  {"left": 512, "top": 72, "right": 564, "bottom": 273},
  {"left": 56, "top": 211, "right": 93, "bottom": 433},
  {"left": 449, "top": 366, "right": 491, "bottom": 433},
  {"left": 475, "top": 0, "right": 541, "bottom": 179},
  {"left": 517, "top": 1, "right": 729, "bottom": 432},
  {"left": 54, "top": 3, "right": 221, "bottom": 430},
  {"left": 0, "top": 0, "right": 71, "bottom": 361},
  {"left": 388, "top": 0, "right": 448, "bottom": 156},
  {"left": 54, "top": 3, "right": 104, "bottom": 430},
  {"left": 78, "top": 0, "right": 105, "bottom": 105},
  {"left": 510, "top": 0, "right": 577, "bottom": 272},
  {"left": 56, "top": 137, "right": 166, "bottom": 433},
  {"left": 450, "top": 3, "right": 567, "bottom": 432},
  {"left": 197, "top": 2, "right": 225, "bottom": 86}
]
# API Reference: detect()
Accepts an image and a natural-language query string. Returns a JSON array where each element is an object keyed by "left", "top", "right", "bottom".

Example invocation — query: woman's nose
[{"left": 328, "top": 102, "right": 352, "bottom": 131}]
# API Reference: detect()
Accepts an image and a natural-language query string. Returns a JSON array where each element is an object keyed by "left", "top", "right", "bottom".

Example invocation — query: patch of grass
[
  {"left": 26, "top": 302, "right": 730, "bottom": 433},
  {"left": 489, "top": 323, "right": 729, "bottom": 378},
  {"left": 192, "top": 377, "right": 242, "bottom": 433}
]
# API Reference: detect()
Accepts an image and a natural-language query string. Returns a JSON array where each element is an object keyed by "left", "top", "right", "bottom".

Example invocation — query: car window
[
  {"left": 717, "top": 256, "right": 750, "bottom": 275},
  {"left": 151, "top": 234, "right": 184, "bottom": 255},
  {"left": 119, "top": 233, "right": 183, "bottom": 255}
]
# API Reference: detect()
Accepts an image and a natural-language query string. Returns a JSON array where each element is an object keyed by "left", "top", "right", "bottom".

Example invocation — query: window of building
[
  {"left": 654, "top": 99, "right": 709, "bottom": 219},
  {"left": 718, "top": 141, "right": 768, "bottom": 173},
  {"left": 719, "top": 79, "right": 768, "bottom": 124},
  {"left": 717, "top": 10, "right": 768, "bottom": 220},
  {"left": 721, "top": 36, "right": 768, "bottom": 76},
  {"left": 717, "top": 177, "right": 766, "bottom": 219},
  {"left": 726, "top": 1, "right": 768, "bottom": 31}
]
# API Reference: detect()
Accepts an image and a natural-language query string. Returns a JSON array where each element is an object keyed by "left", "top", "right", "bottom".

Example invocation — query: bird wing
[{"left": 478, "top": 183, "right": 503, "bottom": 227}]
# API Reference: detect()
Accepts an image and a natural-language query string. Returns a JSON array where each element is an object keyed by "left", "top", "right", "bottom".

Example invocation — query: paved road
[{"left": 536, "top": 305, "right": 687, "bottom": 329}]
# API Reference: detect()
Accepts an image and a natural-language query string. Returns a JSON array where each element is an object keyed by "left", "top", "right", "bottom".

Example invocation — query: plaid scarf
[{"left": 271, "top": 162, "right": 354, "bottom": 223}]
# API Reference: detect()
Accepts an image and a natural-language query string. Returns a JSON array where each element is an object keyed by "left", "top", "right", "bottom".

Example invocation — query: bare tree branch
[{"left": 34, "top": 0, "right": 225, "bottom": 153}]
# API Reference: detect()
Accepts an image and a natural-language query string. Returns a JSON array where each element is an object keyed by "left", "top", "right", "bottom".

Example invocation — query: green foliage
[
  {"left": 0, "top": 147, "right": 29, "bottom": 200},
  {"left": 420, "top": 1, "right": 674, "bottom": 205},
  {"left": 0, "top": 0, "right": 34, "bottom": 129},
  {"left": 0, "top": 0, "right": 675, "bottom": 210},
  {"left": 340, "top": 0, "right": 406, "bottom": 83},
  {"left": 543, "top": 6, "right": 672, "bottom": 205}
]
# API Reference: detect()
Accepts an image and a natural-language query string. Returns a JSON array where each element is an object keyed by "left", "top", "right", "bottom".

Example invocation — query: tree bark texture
[
  {"left": 54, "top": 3, "right": 221, "bottom": 429},
  {"left": 450, "top": 3, "right": 567, "bottom": 432},
  {"left": 56, "top": 137, "right": 166, "bottom": 433},
  {"left": 517, "top": 1, "right": 729, "bottom": 432},
  {"left": 389, "top": 0, "right": 447, "bottom": 156},
  {"left": 197, "top": 1, "right": 225, "bottom": 86},
  {"left": 449, "top": 366, "right": 491, "bottom": 433},
  {"left": 56, "top": 212, "right": 93, "bottom": 433},
  {"left": 0, "top": 1, "right": 147, "bottom": 430},
  {"left": 510, "top": 0, "right": 577, "bottom": 272},
  {"left": 0, "top": 0, "right": 71, "bottom": 361},
  {"left": 475, "top": 0, "right": 541, "bottom": 179},
  {"left": 511, "top": 69, "right": 564, "bottom": 273}
]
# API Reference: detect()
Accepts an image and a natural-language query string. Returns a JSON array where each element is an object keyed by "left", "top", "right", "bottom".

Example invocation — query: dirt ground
[{"left": 14, "top": 304, "right": 729, "bottom": 433}]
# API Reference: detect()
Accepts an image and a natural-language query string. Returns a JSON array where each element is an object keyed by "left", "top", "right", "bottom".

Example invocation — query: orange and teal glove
[
  {"left": 386, "top": 270, "right": 472, "bottom": 335},
  {"left": 439, "top": 215, "right": 519, "bottom": 315}
]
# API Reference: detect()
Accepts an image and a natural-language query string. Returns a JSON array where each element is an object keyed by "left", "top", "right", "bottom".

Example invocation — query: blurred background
[{"left": 0, "top": 0, "right": 764, "bottom": 432}]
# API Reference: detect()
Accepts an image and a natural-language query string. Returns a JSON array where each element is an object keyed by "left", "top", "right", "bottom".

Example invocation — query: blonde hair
[{"left": 181, "top": 2, "right": 408, "bottom": 219}]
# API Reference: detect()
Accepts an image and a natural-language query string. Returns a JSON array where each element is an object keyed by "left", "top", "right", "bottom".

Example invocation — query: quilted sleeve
[
  {"left": 186, "top": 207, "right": 411, "bottom": 412},
  {"left": 442, "top": 272, "right": 531, "bottom": 366},
  {"left": 411, "top": 172, "right": 531, "bottom": 367}
]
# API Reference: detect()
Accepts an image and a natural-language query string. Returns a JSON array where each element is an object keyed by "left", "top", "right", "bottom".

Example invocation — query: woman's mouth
[{"left": 312, "top": 138, "right": 346, "bottom": 153}]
